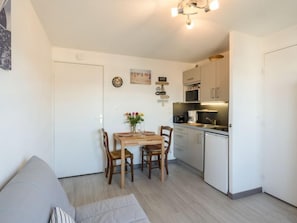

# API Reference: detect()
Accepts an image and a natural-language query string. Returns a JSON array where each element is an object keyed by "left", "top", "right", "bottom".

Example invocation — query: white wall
[
  {"left": 0, "top": 0, "right": 193, "bottom": 186},
  {"left": 0, "top": 0, "right": 53, "bottom": 188},
  {"left": 52, "top": 47, "right": 193, "bottom": 164},
  {"left": 263, "top": 25, "right": 297, "bottom": 53},
  {"left": 228, "top": 31, "right": 263, "bottom": 194},
  {"left": 261, "top": 24, "right": 297, "bottom": 206},
  {"left": 228, "top": 25, "right": 297, "bottom": 195}
]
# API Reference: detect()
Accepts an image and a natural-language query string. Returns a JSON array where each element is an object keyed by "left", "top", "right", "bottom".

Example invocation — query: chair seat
[
  {"left": 143, "top": 144, "right": 161, "bottom": 150},
  {"left": 110, "top": 149, "right": 133, "bottom": 160},
  {"left": 143, "top": 146, "right": 162, "bottom": 155}
]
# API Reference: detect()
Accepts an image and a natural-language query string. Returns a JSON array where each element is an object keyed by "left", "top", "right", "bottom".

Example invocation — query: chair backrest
[
  {"left": 101, "top": 128, "right": 111, "bottom": 160},
  {"left": 160, "top": 126, "right": 173, "bottom": 154}
]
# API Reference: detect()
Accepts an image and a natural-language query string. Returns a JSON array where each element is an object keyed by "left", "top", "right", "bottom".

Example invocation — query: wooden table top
[{"left": 113, "top": 132, "right": 163, "bottom": 146}]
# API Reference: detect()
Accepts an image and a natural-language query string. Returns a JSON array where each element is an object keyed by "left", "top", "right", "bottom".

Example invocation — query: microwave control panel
[{"left": 185, "top": 83, "right": 200, "bottom": 91}]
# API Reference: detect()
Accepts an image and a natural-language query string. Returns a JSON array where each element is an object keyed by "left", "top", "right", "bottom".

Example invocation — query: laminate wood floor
[{"left": 59, "top": 163, "right": 297, "bottom": 223}]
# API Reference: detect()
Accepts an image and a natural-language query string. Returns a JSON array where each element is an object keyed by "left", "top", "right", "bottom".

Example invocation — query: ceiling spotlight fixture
[{"left": 171, "top": 0, "right": 219, "bottom": 28}]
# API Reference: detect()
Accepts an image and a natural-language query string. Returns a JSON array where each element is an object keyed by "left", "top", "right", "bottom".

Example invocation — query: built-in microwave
[{"left": 185, "top": 89, "right": 200, "bottom": 102}]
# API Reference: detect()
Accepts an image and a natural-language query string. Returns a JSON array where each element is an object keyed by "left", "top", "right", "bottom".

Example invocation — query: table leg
[
  {"left": 113, "top": 136, "right": 116, "bottom": 151},
  {"left": 120, "top": 142, "right": 125, "bottom": 188},
  {"left": 160, "top": 140, "right": 164, "bottom": 182}
]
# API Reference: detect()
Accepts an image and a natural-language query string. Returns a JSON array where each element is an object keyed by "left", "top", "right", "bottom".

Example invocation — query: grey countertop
[{"left": 174, "top": 123, "right": 229, "bottom": 136}]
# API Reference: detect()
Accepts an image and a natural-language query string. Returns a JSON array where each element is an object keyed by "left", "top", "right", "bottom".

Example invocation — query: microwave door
[
  {"left": 186, "top": 90, "right": 199, "bottom": 102},
  {"left": 186, "top": 91, "right": 191, "bottom": 101}
]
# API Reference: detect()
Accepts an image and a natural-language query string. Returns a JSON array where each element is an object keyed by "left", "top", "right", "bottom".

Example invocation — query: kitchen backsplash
[{"left": 173, "top": 102, "right": 229, "bottom": 126}]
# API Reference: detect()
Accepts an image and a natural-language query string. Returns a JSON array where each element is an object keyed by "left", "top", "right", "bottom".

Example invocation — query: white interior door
[
  {"left": 54, "top": 62, "right": 104, "bottom": 178},
  {"left": 263, "top": 45, "right": 297, "bottom": 206}
]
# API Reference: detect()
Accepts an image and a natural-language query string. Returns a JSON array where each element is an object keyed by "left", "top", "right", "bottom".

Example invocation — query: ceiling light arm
[{"left": 190, "top": 0, "right": 209, "bottom": 10}]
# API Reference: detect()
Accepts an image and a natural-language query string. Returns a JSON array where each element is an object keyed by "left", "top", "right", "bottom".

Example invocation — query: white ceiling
[{"left": 31, "top": 0, "right": 297, "bottom": 63}]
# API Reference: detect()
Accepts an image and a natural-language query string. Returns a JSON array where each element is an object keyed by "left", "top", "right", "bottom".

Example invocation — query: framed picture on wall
[
  {"left": 0, "top": 0, "right": 11, "bottom": 71},
  {"left": 130, "top": 69, "right": 151, "bottom": 85}
]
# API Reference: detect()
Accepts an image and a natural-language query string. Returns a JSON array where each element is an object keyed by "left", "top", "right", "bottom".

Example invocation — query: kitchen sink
[
  {"left": 187, "top": 123, "right": 209, "bottom": 127},
  {"left": 212, "top": 126, "right": 228, "bottom": 131},
  {"left": 186, "top": 123, "right": 228, "bottom": 131}
]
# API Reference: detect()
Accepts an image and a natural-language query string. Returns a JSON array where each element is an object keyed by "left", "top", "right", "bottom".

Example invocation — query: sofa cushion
[
  {"left": 50, "top": 207, "right": 76, "bottom": 223},
  {"left": 75, "top": 194, "right": 150, "bottom": 223},
  {"left": 0, "top": 156, "right": 75, "bottom": 223}
]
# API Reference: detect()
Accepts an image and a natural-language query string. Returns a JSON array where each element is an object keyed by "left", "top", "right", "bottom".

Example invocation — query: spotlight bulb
[
  {"left": 209, "top": 0, "right": 219, "bottom": 11},
  {"left": 171, "top": 7, "right": 178, "bottom": 17}
]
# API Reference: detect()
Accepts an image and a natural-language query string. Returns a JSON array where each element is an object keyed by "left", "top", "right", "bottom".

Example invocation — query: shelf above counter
[
  {"left": 197, "top": 109, "right": 218, "bottom": 113},
  {"left": 155, "top": 81, "right": 169, "bottom": 85},
  {"left": 155, "top": 81, "right": 169, "bottom": 100}
]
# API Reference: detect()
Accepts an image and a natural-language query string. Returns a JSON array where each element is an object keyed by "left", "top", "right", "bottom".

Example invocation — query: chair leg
[
  {"left": 148, "top": 153, "right": 152, "bottom": 179},
  {"left": 158, "top": 155, "right": 161, "bottom": 169},
  {"left": 165, "top": 155, "right": 169, "bottom": 175},
  {"left": 108, "top": 160, "right": 113, "bottom": 184},
  {"left": 141, "top": 148, "right": 144, "bottom": 171},
  {"left": 105, "top": 158, "right": 109, "bottom": 178},
  {"left": 130, "top": 155, "right": 134, "bottom": 182}
]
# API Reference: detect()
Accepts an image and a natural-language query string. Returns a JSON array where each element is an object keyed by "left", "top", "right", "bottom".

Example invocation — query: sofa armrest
[{"left": 0, "top": 156, "right": 75, "bottom": 223}]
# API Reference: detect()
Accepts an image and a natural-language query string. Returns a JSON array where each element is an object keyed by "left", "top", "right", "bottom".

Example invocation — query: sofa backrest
[{"left": 0, "top": 156, "right": 75, "bottom": 223}]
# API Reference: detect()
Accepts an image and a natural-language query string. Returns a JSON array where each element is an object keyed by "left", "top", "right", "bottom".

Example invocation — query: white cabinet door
[
  {"left": 187, "top": 129, "right": 204, "bottom": 172},
  {"left": 201, "top": 62, "right": 216, "bottom": 102},
  {"left": 183, "top": 67, "right": 201, "bottom": 85},
  {"left": 173, "top": 125, "right": 188, "bottom": 162},
  {"left": 174, "top": 125, "right": 204, "bottom": 173},
  {"left": 204, "top": 132, "right": 228, "bottom": 194},
  {"left": 54, "top": 62, "right": 104, "bottom": 178},
  {"left": 215, "top": 56, "right": 229, "bottom": 101},
  {"left": 200, "top": 54, "right": 229, "bottom": 102}
]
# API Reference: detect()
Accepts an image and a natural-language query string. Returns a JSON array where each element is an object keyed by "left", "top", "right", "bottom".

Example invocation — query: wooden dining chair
[
  {"left": 101, "top": 128, "right": 134, "bottom": 184},
  {"left": 141, "top": 126, "right": 173, "bottom": 179}
]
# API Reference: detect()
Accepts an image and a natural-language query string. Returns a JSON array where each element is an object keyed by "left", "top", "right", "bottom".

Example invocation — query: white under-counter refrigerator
[{"left": 204, "top": 132, "right": 229, "bottom": 194}]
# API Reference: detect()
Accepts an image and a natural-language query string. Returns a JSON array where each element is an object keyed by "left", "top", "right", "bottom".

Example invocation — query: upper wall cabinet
[
  {"left": 200, "top": 54, "right": 229, "bottom": 102},
  {"left": 183, "top": 67, "right": 201, "bottom": 85}
]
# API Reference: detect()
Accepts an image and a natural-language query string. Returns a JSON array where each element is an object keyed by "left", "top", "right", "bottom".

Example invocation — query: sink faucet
[{"left": 206, "top": 117, "right": 217, "bottom": 125}]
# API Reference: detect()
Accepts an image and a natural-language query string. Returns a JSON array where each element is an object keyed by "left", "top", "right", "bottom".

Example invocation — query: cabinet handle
[
  {"left": 197, "top": 133, "right": 203, "bottom": 144},
  {"left": 211, "top": 88, "right": 215, "bottom": 98},
  {"left": 215, "top": 87, "right": 219, "bottom": 98},
  {"left": 175, "top": 148, "right": 183, "bottom": 151}
]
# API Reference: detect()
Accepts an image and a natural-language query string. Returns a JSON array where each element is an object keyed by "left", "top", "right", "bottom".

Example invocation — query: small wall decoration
[
  {"left": 130, "top": 68, "right": 151, "bottom": 85},
  {"left": 0, "top": 0, "right": 11, "bottom": 71},
  {"left": 112, "top": 76, "right": 123, "bottom": 88}
]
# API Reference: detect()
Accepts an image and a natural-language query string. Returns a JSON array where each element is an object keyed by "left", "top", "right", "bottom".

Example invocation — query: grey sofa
[{"left": 0, "top": 156, "right": 150, "bottom": 223}]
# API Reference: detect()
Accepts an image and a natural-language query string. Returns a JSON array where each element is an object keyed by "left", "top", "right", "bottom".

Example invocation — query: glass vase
[{"left": 130, "top": 124, "right": 137, "bottom": 133}]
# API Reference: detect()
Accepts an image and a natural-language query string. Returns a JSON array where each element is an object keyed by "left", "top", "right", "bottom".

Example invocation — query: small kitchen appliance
[
  {"left": 187, "top": 110, "right": 198, "bottom": 123},
  {"left": 173, "top": 115, "right": 186, "bottom": 123},
  {"left": 185, "top": 84, "right": 200, "bottom": 102}
]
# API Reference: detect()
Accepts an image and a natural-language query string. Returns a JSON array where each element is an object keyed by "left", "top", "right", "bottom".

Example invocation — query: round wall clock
[{"left": 112, "top": 76, "right": 123, "bottom": 88}]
